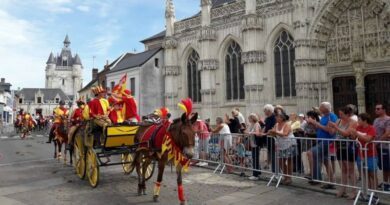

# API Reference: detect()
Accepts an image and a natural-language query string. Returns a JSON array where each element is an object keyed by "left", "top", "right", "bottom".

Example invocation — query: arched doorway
[
  {"left": 332, "top": 76, "right": 357, "bottom": 113},
  {"left": 365, "top": 73, "right": 390, "bottom": 116}
]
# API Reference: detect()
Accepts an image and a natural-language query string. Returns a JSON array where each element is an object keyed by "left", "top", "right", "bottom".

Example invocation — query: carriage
[{"left": 71, "top": 121, "right": 155, "bottom": 188}]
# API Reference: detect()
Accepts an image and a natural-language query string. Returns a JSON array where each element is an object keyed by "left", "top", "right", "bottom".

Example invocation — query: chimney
[
  {"left": 1, "top": 78, "right": 5, "bottom": 83},
  {"left": 92, "top": 69, "right": 98, "bottom": 79}
]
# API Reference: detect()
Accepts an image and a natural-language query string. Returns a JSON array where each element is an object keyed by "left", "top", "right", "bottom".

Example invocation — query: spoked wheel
[
  {"left": 73, "top": 133, "right": 86, "bottom": 179},
  {"left": 86, "top": 148, "right": 99, "bottom": 188},
  {"left": 121, "top": 153, "right": 135, "bottom": 175},
  {"left": 141, "top": 159, "right": 155, "bottom": 181}
]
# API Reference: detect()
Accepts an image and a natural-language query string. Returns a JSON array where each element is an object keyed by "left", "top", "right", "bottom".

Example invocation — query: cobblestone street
[{"left": 0, "top": 132, "right": 365, "bottom": 205}]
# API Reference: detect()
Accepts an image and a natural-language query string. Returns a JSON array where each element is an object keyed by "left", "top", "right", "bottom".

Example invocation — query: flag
[{"left": 112, "top": 74, "right": 127, "bottom": 94}]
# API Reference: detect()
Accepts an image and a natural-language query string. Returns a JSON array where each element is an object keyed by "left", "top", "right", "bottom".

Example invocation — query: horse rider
[
  {"left": 46, "top": 100, "right": 69, "bottom": 143},
  {"left": 87, "top": 85, "right": 112, "bottom": 138},
  {"left": 66, "top": 98, "right": 85, "bottom": 150}
]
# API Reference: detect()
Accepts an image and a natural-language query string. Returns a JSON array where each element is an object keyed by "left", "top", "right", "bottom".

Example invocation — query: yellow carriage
[{"left": 72, "top": 122, "right": 155, "bottom": 188}]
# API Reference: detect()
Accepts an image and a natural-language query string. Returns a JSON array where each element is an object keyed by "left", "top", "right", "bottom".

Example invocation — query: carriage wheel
[
  {"left": 121, "top": 153, "right": 135, "bottom": 175},
  {"left": 86, "top": 148, "right": 99, "bottom": 188},
  {"left": 142, "top": 159, "right": 155, "bottom": 181},
  {"left": 73, "top": 134, "right": 86, "bottom": 179}
]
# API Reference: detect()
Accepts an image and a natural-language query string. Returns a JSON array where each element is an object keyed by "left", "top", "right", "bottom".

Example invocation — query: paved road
[{"left": 0, "top": 132, "right": 384, "bottom": 205}]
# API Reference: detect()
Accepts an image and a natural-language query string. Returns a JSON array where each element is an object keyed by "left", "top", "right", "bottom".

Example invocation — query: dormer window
[
  {"left": 19, "top": 98, "right": 23, "bottom": 104},
  {"left": 55, "top": 98, "right": 59, "bottom": 103},
  {"left": 37, "top": 97, "right": 42, "bottom": 104},
  {"left": 62, "top": 79, "right": 65, "bottom": 85},
  {"left": 62, "top": 56, "right": 68, "bottom": 66}
]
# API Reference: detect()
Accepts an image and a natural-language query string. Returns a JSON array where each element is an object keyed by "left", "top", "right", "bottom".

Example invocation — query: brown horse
[
  {"left": 133, "top": 112, "right": 197, "bottom": 205},
  {"left": 54, "top": 116, "right": 72, "bottom": 164}
]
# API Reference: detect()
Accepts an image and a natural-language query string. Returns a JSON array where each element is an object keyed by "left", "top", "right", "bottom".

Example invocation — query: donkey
[
  {"left": 54, "top": 116, "right": 73, "bottom": 164},
  {"left": 133, "top": 112, "right": 197, "bottom": 205}
]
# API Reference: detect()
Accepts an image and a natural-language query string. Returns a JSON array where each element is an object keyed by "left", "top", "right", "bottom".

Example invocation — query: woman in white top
[
  {"left": 268, "top": 112, "right": 297, "bottom": 185},
  {"left": 212, "top": 117, "right": 233, "bottom": 173}
]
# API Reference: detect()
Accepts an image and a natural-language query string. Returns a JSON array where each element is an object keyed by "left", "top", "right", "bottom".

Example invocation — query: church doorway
[
  {"left": 365, "top": 73, "right": 390, "bottom": 116},
  {"left": 332, "top": 76, "right": 358, "bottom": 114}
]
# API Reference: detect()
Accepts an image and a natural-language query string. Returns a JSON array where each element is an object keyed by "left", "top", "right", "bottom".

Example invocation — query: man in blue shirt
[{"left": 307, "top": 102, "right": 338, "bottom": 182}]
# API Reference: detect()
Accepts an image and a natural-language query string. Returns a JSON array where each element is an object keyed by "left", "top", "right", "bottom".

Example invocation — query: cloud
[
  {"left": 37, "top": 0, "right": 73, "bottom": 14},
  {"left": 76, "top": 5, "right": 90, "bottom": 12},
  {"left": 0, "top": 9, "right": 50, "bottom": 89}
]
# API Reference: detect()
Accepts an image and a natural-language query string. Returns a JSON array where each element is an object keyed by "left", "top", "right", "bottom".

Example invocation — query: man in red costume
[
  {"left": 88, "top": 86, "right": 112, "bottom": 131},
  {"left": 66, "top": 98, "right": 85, "bottom": 150},
  {"left": 108, "top": 96, "right": 125, "bottom": 125},
  {"left": 46, "top": 100, "right": 68, "bottom": 143}
]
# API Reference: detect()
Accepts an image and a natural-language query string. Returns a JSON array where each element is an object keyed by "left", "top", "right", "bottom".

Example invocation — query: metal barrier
[{"left": 193, "top": 133, "right": 389, "bottom": 205}]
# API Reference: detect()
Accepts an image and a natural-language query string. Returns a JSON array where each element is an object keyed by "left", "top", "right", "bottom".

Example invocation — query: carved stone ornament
[
  {"left": 294, "top": 59, "right": 326, "bottom": 67},
  {"left": 241, "top": 50, "right": 266, "bottom": 64},
  {"left": 201, "top": 0, "right": 212, "bottom": 7},
  {"left": 295, "top": 39, "right": 326, "bottom": 48},
  {"left": 199, "top": 59, "right": 218, "bottom": 70},
  {"left": 241, "top": 14, "right": 263, "bottom": 31},
  {"left": 163, "top": 66, "right": 180, "bottom": 76},
  {"left": 198, "top": 26, "right": 216, "bottom": 42},
  {"left": 165, "top": 0, "right": 175, "bottom": 18},
  {"left": 162, "top": 37, "right": 178, "bottom": 49},
  {"left": 200, "top": 88, "right": 216, "bottom": 95},
  {"left": 244, "top": 84, "right": 263, "bottom": 92}
]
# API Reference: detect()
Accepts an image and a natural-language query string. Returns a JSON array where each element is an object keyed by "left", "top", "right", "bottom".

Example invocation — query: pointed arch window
[
  {"left": 187, "top": 50, "right": 201, "bottom": 103},
  {"left": 274, "top": 30, "right": 296, "bottom": 98},
  {"left": 226, "top": 41, "right": 244, "bottom": 101}
]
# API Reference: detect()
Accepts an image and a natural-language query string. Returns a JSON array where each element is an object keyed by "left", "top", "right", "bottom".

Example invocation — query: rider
[
  {"left": 87, "top": 85, "right": 112, "bottom": 134},
  {"left": 66, "top": 98, "right": 85, "bottom": 150},
  {"left": 46, "top": 100, "right": 69, "bottom": 143},
  {"left": 108, "top": 96, "right": 124, "bottom": 125}
]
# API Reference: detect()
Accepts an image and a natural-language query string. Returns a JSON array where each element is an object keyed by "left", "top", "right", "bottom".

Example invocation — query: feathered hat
[
  {"left": 178, "top": 98, "right": 193, "bottom": 118},
  {"left": 154, "top": 107, "right": 170, "bottom": 118},
  {"left": 92, "top": 85, "right": 106, "bottom": 95}
]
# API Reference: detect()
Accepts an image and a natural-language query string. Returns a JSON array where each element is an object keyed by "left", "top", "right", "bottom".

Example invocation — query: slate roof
[
  {"left": 140, "top": 30, "right": 166, "bottom": 43},
  {"left": 109, "top": 47, "right": 162, "bottom": 74},
  {"left": 74, "top": 54, "right": 82, "bottom": 65},
  {"left": 212, "top": 0, "right": 236, "bottom": 8},
  {"left": 16, "top": 88, "right": 70, "bottom": 103},
  {"left": 46, "top": 52, "right": 55, "bottom": 64}
]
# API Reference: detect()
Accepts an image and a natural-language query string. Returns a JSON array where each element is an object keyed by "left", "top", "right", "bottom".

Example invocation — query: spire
[
  {"left": 73, "top": 54, "right": 82, "bottom": 65},
  {"left": 46, "top": 52, "right": 55, "bottom": 64},
  {"left": 165, "top": 0, "right": 175, "bottom": 19},
  {"left": 64, "top": 34, "right": 71, "bottom": 48}
]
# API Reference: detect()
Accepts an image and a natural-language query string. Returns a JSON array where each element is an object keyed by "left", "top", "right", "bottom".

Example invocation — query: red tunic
[
  {"left": 88, "top": 98, "right": 108, "bottom": 118},
  {"left": 122, "top": 96, "right": 140, "bottom": 121},
  {"left": 71, "top": 108, "right": 83, "bottom": 125},
  {"left": 108, "top": 109, "right": 124, "bottom": 124}
]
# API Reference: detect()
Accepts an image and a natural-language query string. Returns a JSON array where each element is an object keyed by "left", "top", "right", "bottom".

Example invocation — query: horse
[
  {"left": 132, "top": 112, "right": 197, "bottom": 205},
  {"left": 54, "top": 116, "right": 72, "bottom": 164}
]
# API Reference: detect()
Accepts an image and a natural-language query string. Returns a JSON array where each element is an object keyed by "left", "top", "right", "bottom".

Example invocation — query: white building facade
[
  {"left": 161, "top": 0, "right": 390, "bottom": 119},
  {"left": 106, "top": 48, "right": 165, "bottom": 116},
  {"left": 45, "top": 35, "right": 83, "bottom": 101}
]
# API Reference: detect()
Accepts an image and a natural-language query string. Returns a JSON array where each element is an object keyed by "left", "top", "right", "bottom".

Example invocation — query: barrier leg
[{"left": 353, "top": 190, "right": 361, "bottom": 205}]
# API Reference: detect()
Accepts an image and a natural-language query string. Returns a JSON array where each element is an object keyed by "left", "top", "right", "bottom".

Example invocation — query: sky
[{"left": 0, "top": 0, "right": 199, "bottom": 89}]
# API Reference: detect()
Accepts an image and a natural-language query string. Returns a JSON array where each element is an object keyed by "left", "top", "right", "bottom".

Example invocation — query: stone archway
[{"left": 296, "top": 0, "right": 390, "bottom": 113}]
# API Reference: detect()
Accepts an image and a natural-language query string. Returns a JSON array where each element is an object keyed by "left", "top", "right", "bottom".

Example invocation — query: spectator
[
  {"left": 225, "top": 110, "right": 241, "bottom": 134},
  {"left": 263, "top": 104, "right": 277, "bottom": 173},
  {"left": 352, "top": 113, "right": 378, "bottom": 202},
  {"left": 303, "top": 111, "right": 320, "bottom": 180},
  {"left": 192, "top": 114, "right": 210, "bottom": 167},
  {"left": 245, "top": 113, "right": 263, "bottom": 180},
  {"left": 211, "top": 117, "right": 233, "bottom": 173},
  {"left": 346, "top": 104, "right": 358, "bottom": 122},
  {"left": 373, "top": 103, "right": 390, "bottom": 191},
  {"left": 290, "top": 113, "right": 303, "bottom": 174},
  {"left": 234, "top": 107, "right": 246, "bottom": 132},
  {"left": 268, "top": 112, "right": 296, "bottom": 185},
  {"left": 235, "top": 136, "right": 246, "bottom": 177},
  {"left": 307, "top": 102, "right": 337, "bottom": 188},
  {"left": 328, "top": 106, "right": 358, "bottom": 199},
  {"left": 205, "top": 118, "right": 211, "bottom": 132}
]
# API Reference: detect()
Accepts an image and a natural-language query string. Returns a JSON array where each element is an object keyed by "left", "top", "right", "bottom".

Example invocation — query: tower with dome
[{"left": 45, "top": 35, "right": 83, "bottom": 101}]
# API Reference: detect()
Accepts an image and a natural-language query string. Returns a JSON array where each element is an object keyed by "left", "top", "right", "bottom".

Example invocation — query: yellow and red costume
[
  {"left": 111, "top": 74, "right": 140, "bottom": 122},
  {"left": 88, "top": 86, "right": 112, "bottom": 129},
  {"left": 108, "top": 97, "right": 125, "bottom": 124},
  {"left": 68, "top": 98, "right": 85, "bottom": 145}
]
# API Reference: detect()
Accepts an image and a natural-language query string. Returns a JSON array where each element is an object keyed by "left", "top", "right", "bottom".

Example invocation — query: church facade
[
  {"left": 45, "top": 35, "right": 83, "bottom": 101},
  {"left": 161, "top": 0, "right": 390, "bottom": 119}
]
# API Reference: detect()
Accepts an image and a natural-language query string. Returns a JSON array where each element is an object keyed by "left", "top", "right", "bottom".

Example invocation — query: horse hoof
[
  {"left": 153, "top": 195, "right": 159, "bottom": 202},
  {"left": 179, "top": 201, "right": 186, "bottom": 205}
]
